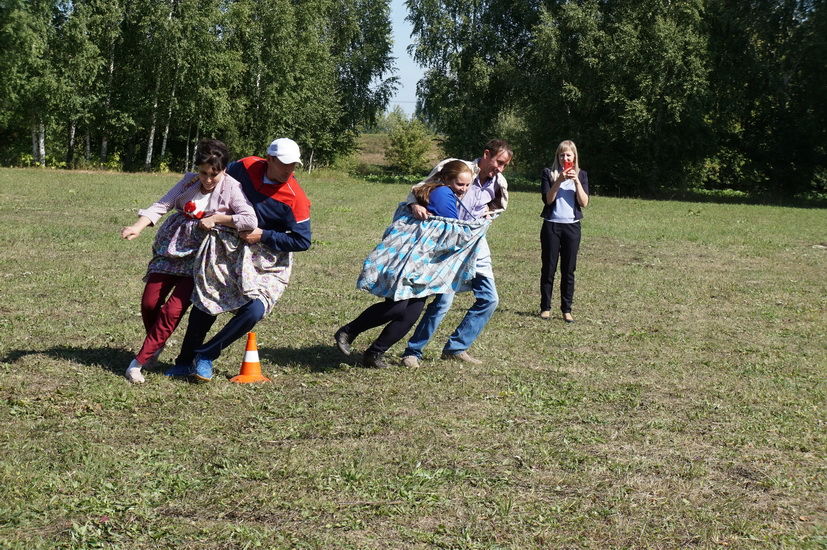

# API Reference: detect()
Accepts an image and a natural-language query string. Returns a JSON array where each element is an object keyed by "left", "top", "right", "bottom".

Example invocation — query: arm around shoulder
[{"left": 260, "top": 220, "right": 312, "bottom": 252}]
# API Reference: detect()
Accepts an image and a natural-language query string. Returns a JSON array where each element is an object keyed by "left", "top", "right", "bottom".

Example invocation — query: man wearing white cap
[{"left": 169, "top": 138, "right": 312, "bottom": 381}]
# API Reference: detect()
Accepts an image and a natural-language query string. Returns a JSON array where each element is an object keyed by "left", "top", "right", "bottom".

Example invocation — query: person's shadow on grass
[
  {"left": 258, "top": 344, "right": 353, "bottom": 373},
  {"left": 1, "top": 343, "right": 357, "bottom": 378},
  {"left": 1, "top": 346, "right": 134, "bottom": 376}
]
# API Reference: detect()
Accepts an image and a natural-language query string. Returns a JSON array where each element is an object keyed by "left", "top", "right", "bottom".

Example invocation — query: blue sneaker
[
  {"left": 164, "top": 363, "right": 192, "bottom": 377},
  {"left": 192, "top": 355, "right": 213, "bottom": 382}
]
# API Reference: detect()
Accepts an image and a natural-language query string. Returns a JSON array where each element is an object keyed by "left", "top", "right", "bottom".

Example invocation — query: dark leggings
[
  {"left": 540, "top": 221, "right": 581, "bottom": 313},
  {"left": 343, "top": 297, "right": 427, "bottom": 354}
]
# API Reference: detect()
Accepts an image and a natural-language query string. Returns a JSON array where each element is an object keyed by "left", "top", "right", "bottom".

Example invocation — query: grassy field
[{"left": 0, "top": 166, "right": 824, "bottom": 549}]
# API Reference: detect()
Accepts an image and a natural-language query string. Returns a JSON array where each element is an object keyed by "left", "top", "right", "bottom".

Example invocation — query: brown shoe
[
  {"left": 563, "top": 312, "right": 575, "bottom": 323},
  {"left": 539, "top": 310, "right": 551, "bottom": 319},
  {"left": 401, "top": 355, "right": 420, "bottom": 368},
  {"left": 441, "top": 351, "right": 482, "bottom": 364}
]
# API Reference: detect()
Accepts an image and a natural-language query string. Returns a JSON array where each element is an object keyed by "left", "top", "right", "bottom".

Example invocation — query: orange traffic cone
[{"left": 230, "top": 332, "right": 270, "bottom": 383}]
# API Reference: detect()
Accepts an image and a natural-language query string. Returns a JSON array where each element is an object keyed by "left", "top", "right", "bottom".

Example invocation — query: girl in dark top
[
  {"left": 539, "top": 140, "right": 589, "bottom": 322},
  {"left": 335, "top": 160, "right": 473, "bottom": 368}
]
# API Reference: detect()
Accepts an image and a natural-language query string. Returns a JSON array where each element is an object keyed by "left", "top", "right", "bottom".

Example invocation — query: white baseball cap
[{"left": 266, "top": 138, "right": 303, "bottom": 166}]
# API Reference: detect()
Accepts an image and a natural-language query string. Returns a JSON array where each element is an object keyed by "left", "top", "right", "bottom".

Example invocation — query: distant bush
[{"left": 384, "top": 117, "right": 432, "bottom": 174}]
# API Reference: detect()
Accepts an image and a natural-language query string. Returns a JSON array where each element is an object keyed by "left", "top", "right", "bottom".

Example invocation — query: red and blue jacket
[{"left": 227, "top": 156, "right": 312, "bottom": 252}]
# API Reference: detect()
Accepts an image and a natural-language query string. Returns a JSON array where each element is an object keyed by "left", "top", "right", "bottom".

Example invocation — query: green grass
[{"left": 0, "top": 167, "right": 825, "bottom": 549}]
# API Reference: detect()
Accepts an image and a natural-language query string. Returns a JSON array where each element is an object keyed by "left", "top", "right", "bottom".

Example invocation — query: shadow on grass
[
  {"left": 1, "top": 343, "right": 395, "bottom": 378},
  {"left": 1, "top": 346, "right": 134, "bottom": 375},
  {"left": 258, "top": 344, "right": 353, "bottom": 373},
  {"left": 507, "top": 308, "right": 553, "bottom": 319}
]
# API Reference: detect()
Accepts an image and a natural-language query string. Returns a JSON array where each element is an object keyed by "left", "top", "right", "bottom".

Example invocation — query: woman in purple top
[
  {"left": 334, "top": 160, "right": 473, "bottom": 368},
  {"left": 120, "top": 139, "right": 257, "bottom": 383},
  {"left": 539, "top": 140, "right": 590, "bottom": 322}
]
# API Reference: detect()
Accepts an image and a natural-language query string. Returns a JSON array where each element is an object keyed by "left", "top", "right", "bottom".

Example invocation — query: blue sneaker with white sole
[
  {"left": 164, "top": 363, "right": 192, "bottom": 377},
  {"left": 192, "top": 355, "right": 213, "bottom": 382}
]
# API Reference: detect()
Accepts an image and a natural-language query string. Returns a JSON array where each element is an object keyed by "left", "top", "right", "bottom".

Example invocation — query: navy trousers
[
  {"left": 175, "top": 299, "right": 266, "bottom": 365},
  {"left": 540, "top": 221, "right": 581, "bottom": 313}
]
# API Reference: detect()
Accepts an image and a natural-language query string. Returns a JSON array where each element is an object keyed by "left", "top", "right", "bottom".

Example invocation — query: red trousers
[{"left": 136, "top": 273, "right": 194, "bottom": 364}]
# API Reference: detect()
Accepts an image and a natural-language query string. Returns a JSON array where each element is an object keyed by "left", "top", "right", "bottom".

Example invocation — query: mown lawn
[{"left": 0, "top": 167, "right": 824, "bottom": 549}]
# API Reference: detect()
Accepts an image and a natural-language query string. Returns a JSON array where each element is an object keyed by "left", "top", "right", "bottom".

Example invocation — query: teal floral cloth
[
  {"left": 356, "top": 212, "right": 490, "bottom": 301},
  {"left": 192, "top": 227, "right": 292, "bottom": 316}
]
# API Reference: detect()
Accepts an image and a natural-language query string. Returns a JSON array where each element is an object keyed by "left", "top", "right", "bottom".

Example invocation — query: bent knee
[
  {"left": 477, "top": 295, "right": 498, "bottom": 313},
  {"left": 246, "top": 300, "right": 267, "bottom": 322}
]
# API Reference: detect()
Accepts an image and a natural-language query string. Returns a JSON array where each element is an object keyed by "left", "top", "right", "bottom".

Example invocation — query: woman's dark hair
[{"left": 194, "top": 139, "right": 230, "bottom": 172}]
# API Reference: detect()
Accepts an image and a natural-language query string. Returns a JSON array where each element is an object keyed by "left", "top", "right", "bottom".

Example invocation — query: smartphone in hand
[{"left": 563, "top": 160, "right": 574, "bottom": 172}]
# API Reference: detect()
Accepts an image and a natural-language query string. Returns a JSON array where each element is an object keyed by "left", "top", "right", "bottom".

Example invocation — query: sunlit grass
[{"left": 0, "top": 167, "right": 825, "bottom": 548}]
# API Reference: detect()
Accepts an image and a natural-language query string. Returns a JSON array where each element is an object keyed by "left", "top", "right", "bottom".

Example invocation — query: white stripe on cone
[{"left": 244, "top": 350, "right": 260, "bottom": 363}]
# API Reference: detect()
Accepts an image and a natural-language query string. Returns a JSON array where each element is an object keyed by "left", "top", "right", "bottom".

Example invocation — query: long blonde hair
[
  {"left": 412, "top": 160, "right": 474, "bottom": 206},
  {"left": 550, "top": 140, "right": 580, "bottom": 174}
]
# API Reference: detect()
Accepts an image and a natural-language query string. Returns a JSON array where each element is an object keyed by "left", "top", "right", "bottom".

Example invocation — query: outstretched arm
[{"left": 121, "top": 216, "right": 153, "bottom": 240}]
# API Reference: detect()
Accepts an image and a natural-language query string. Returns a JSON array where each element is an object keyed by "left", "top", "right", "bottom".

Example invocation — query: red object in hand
[{"left": 563, "top": 160, "right": 574, "bottom": 172}]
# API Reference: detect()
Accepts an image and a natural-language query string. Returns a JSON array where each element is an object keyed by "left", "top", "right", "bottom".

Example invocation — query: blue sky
[{"left": 388, "top": 0, "right": 424, "bottom": 116}]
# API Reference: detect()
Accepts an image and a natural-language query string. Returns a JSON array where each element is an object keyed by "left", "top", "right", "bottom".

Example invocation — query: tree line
[
  {"left": 2, "top": 0, "right": 825, "bottom": 199},
  {"left": 407, "top": 0, "right": 827, "bottom": 197},
  {"left": 0, "top": 0, "right": 396, "bottom": 171}
]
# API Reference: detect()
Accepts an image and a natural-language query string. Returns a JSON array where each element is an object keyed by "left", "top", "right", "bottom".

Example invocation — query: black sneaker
[
  {"left": 362, "top": 351, "right": 388, "bottom": 369},
  {"left": 334, "top": 327, "right": 353, "bottom": 356}
]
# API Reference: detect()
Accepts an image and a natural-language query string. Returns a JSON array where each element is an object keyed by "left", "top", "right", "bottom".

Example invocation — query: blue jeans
[
  {"left": 402, "top": 274, "right": 499, "bottom": 358},
  {"left": 443, "top": 274, "right": 498, "bottom": 354},
  {"left": 402, "top": 292, "right": 455, "bottom": 359}
]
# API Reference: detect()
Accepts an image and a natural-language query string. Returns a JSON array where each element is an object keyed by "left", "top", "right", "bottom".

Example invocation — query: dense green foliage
[
  {"left": 384, "top": 115, "right": 433, "bottom": 173},
  {"left": 407, "top": 0, "right": 827, "bottom": 197},
  {"left": 0, "top": 0, "right": 397, "bottom": 170}
]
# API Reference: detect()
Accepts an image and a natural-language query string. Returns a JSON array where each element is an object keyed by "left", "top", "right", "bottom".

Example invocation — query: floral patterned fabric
[
  {"left": 144, "top": 212, "right": 207, "bottom": 280},
  {"left": 356, "top": 213, "right": 490, "bottom": 301},
  {"left": 192, "top": 227, "right": 292, "bottom": 316}
]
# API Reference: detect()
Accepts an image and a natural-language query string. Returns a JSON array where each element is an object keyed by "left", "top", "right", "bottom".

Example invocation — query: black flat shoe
[
  {"left": 362, "top": 351, "right": 388, "bottom": 369},
  {"left": 563, "top": 313, "right": 575, "bottom": 323},
  {"left": 334, "top": 327, "right": 353, "bottom": 356}
]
